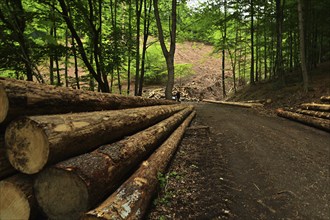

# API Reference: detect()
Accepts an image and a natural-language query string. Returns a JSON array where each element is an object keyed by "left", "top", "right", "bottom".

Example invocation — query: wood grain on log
[
  {"left": 82, "top": 111, "right": 196, "bottom": 220},
  {"left": 5, "top": 104, "right": 185, "bottom": 174},
  {"left": 295, "top": 109, "right": 330, "bottom": 120},
  {"left": 0, "top": 174, "right": 36, "bottom": 220},
  {"left": 203, "top": 99, "right": 263, "bottom": 108},
  {"left": 0, "top": 77, "right": 175, "bottom": 125},
  {"left": 276, "top": 108, "right": 330, "bottom": 132},
  {"left": 301, "top": 103, "right": 330, "bottom": 112},
  {"left": 34, "top": 106, "right": 194, "bottom": 220},
  {"left": 320, "top": 96, "right": 330, "bottom": 103}
]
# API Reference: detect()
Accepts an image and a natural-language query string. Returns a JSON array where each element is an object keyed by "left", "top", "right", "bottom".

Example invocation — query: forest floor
[
  {"left": 146, "top": 43, "right": 330, "bottom": 219},
  {"left": 147, "top": 103, "right": 330, "bottom": 220}
]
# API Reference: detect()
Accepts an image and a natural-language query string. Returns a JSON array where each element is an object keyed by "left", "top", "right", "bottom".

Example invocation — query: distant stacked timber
[
  {"left": 276, "top": 97, "right": 330, "bottom": 132},
  {"left": 202, "top": 99, "right": 264, "bottom": 108}
]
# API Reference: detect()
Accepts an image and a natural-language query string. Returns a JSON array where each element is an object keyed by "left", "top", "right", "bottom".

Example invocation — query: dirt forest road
[{"left": 148, "top": 103, "right": 330, "bottom": 220}]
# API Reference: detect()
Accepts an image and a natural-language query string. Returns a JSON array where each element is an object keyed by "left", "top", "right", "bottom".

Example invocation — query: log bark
[
  {"left": 0, "top": 77, "right": 175, "bottom": 126},
  {"left": 0, "top": 136, "right": 16, "bottom": 180},
  {"left": 242, "top": 99, "right": 272, "bottom": 104},
  {"left": 301, "top": 103, "right": 330, "bottom": 112},
  {"left": 34, "top": 106, "right": 194, "bottom": 220},
  {"left": 320, "top": 96, "right": 330, "bottom": 103},
  {"left": 82, "top": 111, "right": 196, "bottom": 220},
  {"left": 203, "top": 99, "right": 263, "bottom": 108},
  {"left": 276, "top": 108, "right": 330, "bottom": 132},
  {"left": 295, "top": 109, "right": 330, "bottom": 120},
  {"left": 0, "top": 84, "right": 9, "bottom": 124},
  {"left": 0, "top": 174, "right": 38, "bottom": 220},
  {"left": 5, "top": 104, "right": 185, "bottom": 174}
]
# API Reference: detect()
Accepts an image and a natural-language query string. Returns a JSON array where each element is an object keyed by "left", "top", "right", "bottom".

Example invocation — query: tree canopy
[{"left": 0, "top": 0, "right": 329, "bottom": 96}]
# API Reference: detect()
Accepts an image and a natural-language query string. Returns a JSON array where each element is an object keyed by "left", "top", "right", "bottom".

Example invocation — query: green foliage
[
  {"left": 144, "top": 43, "right": 167, "bottom": 85},
  {"left": 0, "top": 0, "right": 329, "bottom": 89},
  {"left": 155, "top": 171, "right": 180, "bottom": 205},
  {"left": 175, "top": 63, "right": 194, "bottom": 78}
]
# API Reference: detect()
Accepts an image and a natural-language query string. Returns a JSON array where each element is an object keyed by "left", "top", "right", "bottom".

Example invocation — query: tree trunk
[
  {"left": 250, "top": 0, "right": 255, "bottom": 85},
  {"left": 127, "top": 0, "right": 133, "bottom": 95},
  {"left": 49, "top": 22, "right": 54, "bottom": 85},
  {"left": 53, "top": 23, "right": 61, "bottom": 86},
  {"left": 82, "top": 111, "right": 196, "bottom": 220},
  {"left": 263, "top": 3, "right": 268, "bottom": 79},
  {"left": 64, "top": 29, "right": 69, "bottom": 87},
  {"left": 301, "top": 103, "right": 330, "bottom": 112},
  {"left": 276, "top": 108, "right": 330, "bottom": 132},
  {"left": 117, "top": 67, "right": 122, "bottom": 94},
  {"left": 5, "top": 104, "right": 185, "bottom": 174},
  {"left": 295, "top": 109, "right": 330, "bottom": 120},
  {"left": 138, "top": 0, "right": 152, "bottom": 96},
  {"left": 289, "top": 30, "right": 293, "bottom": 71},
  {"left": 0, "top": 0, "right": 36, "bottom": 81},
  {"left": 72, "top": 36, "right": 80, "bottom": 89},
  {"left": 0, "top": 174, "right": 39, "bottom": 219},
  {"left": 0, "top": 77, "right": 175, "bottom": 126},
  {"left": 135, "top": 0, "right": 143, "bottom": 96},
  {"left": 34, "top": 107, "right": 193, "bottom": 220},
  {"left": 221, "top": 0, "right": 227, "bottom": 98},
  {"left": 165, "top": 57, "right": 175, "bottom": 99},
  {"left": 275, "top": 0, "right": 285, "bottom": 84},
  {"left": 58, "top": 0, "right": 109, "bottom": 92},
  {"left": 255, "top": 17, "right": 259, "bottom": 82},
  {"left": 154, "top": 0, "right": 177, "bottom": 100},
  {"left": 89, "top": 38, "right": 95, "bottom": 91},
  {"left": 297, "top": 0, "right": 309, "bottom": 92}
]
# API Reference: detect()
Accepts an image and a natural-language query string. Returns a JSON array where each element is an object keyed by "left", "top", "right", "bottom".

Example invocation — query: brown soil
[
  {"left": 147, "top": 103, "right": 330, "bottom": 219},
  {"left": 144, "top": 41, "right": 233, "bottom": 101},
  {"left": 147, "top": 43, "right": 329, "bottom": 219}
]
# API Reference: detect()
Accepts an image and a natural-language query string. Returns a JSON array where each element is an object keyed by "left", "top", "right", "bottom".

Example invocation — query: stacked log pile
[
  {"left": 276, "top": 96, "right": 330, "bottom": 132},
  {"left": 0, "top": 77, "right": 174, "bottom": 131},
  {"left": 0, "top": 78, "right": 195, "bottom": 220},
  {"left": 147, "top": 87, "right": 200, "bottom": 102}
]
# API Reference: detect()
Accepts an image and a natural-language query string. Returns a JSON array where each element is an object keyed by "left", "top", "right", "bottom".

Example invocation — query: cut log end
[
  {"left": 0, "top": 180, "right": 30, "bottom": 219},
  {"left": 0, "top": 85, "right": 9, "bottom": 123},
  {"left": 5, "top": 118, "right": 49, "bottom": 174},
  {"left": 34, "top": 168, "right": 89, "bottom": 220}
]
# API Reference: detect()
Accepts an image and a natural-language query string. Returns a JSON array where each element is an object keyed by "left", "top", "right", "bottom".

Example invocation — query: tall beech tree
[
  {"left": 275, "top": 0, "right": 285, "bottom": 84},
  {"left": 154, "top": 0, "right": 177, "bottom": 100},
  {"left": 221, "top": 0, "right": 227, "bottom": 98},
  {"left": 297, "top": 0, "right": 308, "bottom": 91},
  {"left": 0, "top": 0, "right": 43, "bottom": 82},
  {"left": 57, "top": 0, "right": 110, "bottom": 92},
  {"left": 250, "top": 0, "right": 255, "bottom": 85},
  {"left": 134, "top": 0, "right": 143, "bottom": 95},
  {"left": 138, "top": 0, "right": 153, "bottom": 96}
]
